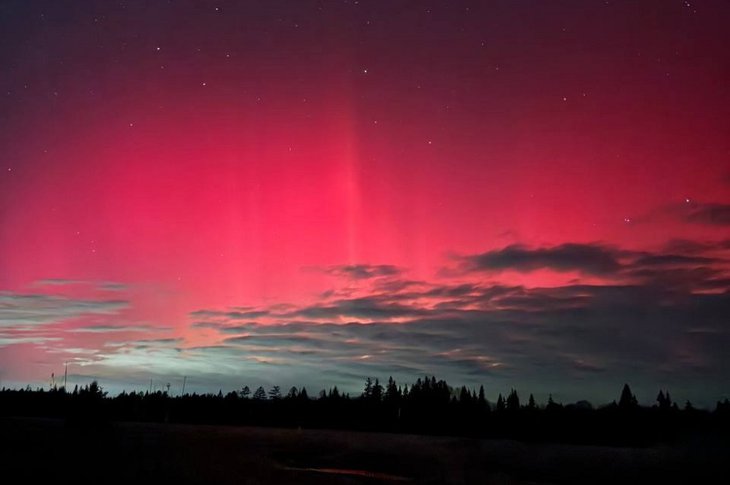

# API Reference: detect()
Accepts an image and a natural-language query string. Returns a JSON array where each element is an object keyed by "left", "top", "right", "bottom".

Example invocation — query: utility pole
[
  {"left": 181, "top": 376, "right": 187, "bottom": 396},
  {"left": 63, "top": 362, "right": 68, "bottom": 390}
]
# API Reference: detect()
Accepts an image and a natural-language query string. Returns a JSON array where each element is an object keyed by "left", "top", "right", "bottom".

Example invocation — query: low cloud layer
[
  {"left": 3, "top": 242, "right": 728, "bottom": 406},
  {"left": 0, "top": 292, "right": 128, "bottom": 329},
  {"left": 322, "top": 264, "right": 403, "bottom": 280},
  {"left": 0, "top": 291, "right": 131, "bottom": 353},
  {"left": 460, "top": 243, "right": 623, "bottom": 275},
  {"left": 174, "top": 241, "right": 729, "bottom": 404}
]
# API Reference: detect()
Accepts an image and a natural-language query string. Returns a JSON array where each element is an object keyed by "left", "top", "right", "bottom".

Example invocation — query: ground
[{"left": 2, "top": 417, "right": 726, "bottom": 484}]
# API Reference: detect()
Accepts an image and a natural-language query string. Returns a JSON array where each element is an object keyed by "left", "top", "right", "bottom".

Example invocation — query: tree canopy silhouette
[{"left": 1, "top": 375, "right": 727, "bottom": 447}]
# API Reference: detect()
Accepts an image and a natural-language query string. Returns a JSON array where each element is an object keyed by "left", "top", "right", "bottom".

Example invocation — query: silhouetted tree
[
  {"left": 240, "top": 386, "right": 250, "bottom": 399},
  {"left": 88, "top": 380, "right": 106, "bottom": 398},
  {"left": 496, "top": 393, "right": 505, "bottom": 412},
  {"left": 371, "top": 378, "right": 383, "bottom": 401},
  {"left": 363, "top": 377, "right": 373, "bottom": 398},
  {"left": 459, "top": 386, "right": 470, "bottom": 404},
  {"left": 253, "top": 386, "right": 266, "bottom": 400},
  {"left": 618, "top": 384, "right": 638, "bottom": 409},
  {"left": 657, "top": 390, "right": 672, "bottom": 410},
  {"left": 268, "top": 386, "right": 281, "bottom": 400},
  {"left": 1, "top": 374, "right": 725, "bottom": 447},
  {"left": 506, "top": 389, "right": 520, "bottom": 411},
  {"left": 385, "top": 377, "right": 400, "bottom": 403},
  {"left": 546, "top": 394, "right": 561, "bottom": 411},
  {"left": 478, "top": 385, "right": 488, "bottom": 410}
]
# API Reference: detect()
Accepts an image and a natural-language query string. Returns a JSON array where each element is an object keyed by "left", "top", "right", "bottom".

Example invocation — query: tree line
[{"left": 1, "top": 376, "right": 728, "bottom": 446}]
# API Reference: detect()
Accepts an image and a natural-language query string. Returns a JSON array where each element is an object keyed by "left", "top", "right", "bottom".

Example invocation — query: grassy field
[{"left": 2, "top": 417, "right": 727, "bottom": 484}]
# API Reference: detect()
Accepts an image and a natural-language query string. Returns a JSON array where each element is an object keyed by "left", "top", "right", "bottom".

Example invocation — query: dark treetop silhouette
[{"left": 1, "top": 375, "right": 728, "bottom": 447}]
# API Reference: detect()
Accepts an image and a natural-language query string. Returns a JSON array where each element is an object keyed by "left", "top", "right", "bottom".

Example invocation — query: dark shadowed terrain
[{"left": 2, "top": 417, "right": 727, "bottom": 484}]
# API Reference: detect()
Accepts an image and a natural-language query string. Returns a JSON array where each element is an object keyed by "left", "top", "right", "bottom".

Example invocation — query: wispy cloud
[
  {"left": 0, "top": 292, "right": 128, "bottom": 328},
  {"left": 7, "top": 241, "right": 728, "bottom": 404},
  {"left": 458, "top": 243, "right": 623, "bottom": 275},
  {"left": 33, "top": 279, "right": 128, "bottom": 291},
  {"left": 69, "top": 324, "right": 166, "bottom": 333},
  {"left": 684, "top": 203, "right": 730, "bottom": 226},
  {"left": 321, "top": 264, "right": 403, "bottom": 280},
  {"left": 174, "top": 241, "right": 730, "bottom": 402}
]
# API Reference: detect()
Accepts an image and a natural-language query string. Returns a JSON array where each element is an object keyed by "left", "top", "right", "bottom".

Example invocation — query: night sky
[{"left": 1, "top": 1, "right": 728, "bottom": 406}]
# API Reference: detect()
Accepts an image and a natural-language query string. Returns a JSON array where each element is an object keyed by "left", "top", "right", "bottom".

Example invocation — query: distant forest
[{"left": 2, "top": 376, "right": 729, "bottom": 446}]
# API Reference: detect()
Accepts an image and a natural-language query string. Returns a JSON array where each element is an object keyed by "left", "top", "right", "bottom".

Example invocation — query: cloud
[
  {"left": 662, "top": 238, "right": 730, "bottom": 254},
  {"left": 16, "top": 241, "right": 727, "bottom": 404},
  {"left": 98, "top": 282, "right": 128, "bottom": 292},
  {"left": 0, "top": 334, "right": 61, "bottom": 347},
  {"left": 459, "top": 243, "right": 623, "bottom": 275},
  {"left": 34, "top": 278, "right": 88, "bottom": 286},
  {"left": 0, "top": 291, "right": 130, "bottom": 348},
  {"left": 453, "top": 243, "right": 728, "bottom": 292},
  {"left": 69, "top": 324, "right": 164, "bottom": 333},
  {"left": 179, "top": 240, "right": 730, "bottom": 404},
  {"left": 630, "top": 254, "right": 717, "bottom": 267},
  {"left": 189, "top": 309, "right": 270, "bottom": 321},
  {"left": 641, "top": 201, "right": 730, "bottom": 227},
  {"left": 685, "top": 203, "right": 730, "bottom": 225},
  {"left": 129, "top": 338, "right": 185, "bottom": 349},
  {"left": 286, "top": 296, "right": 429, "bottom": 321},
  {"left": 184, "top": 281, "right": 729, "bottom": 400},
  {"left": 322, "top": 264, "right": 403, "bottom": 280},
  {"left": 0, "top": 292, "right": 129, "bottom": 328},
  {"left": 33, "top": 279, "right": 128, "bottom": 291}
]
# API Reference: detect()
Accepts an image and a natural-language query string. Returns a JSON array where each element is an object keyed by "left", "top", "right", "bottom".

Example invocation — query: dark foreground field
[{"left": 2, "top": 417, "right": 727, "bottom": 484}]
